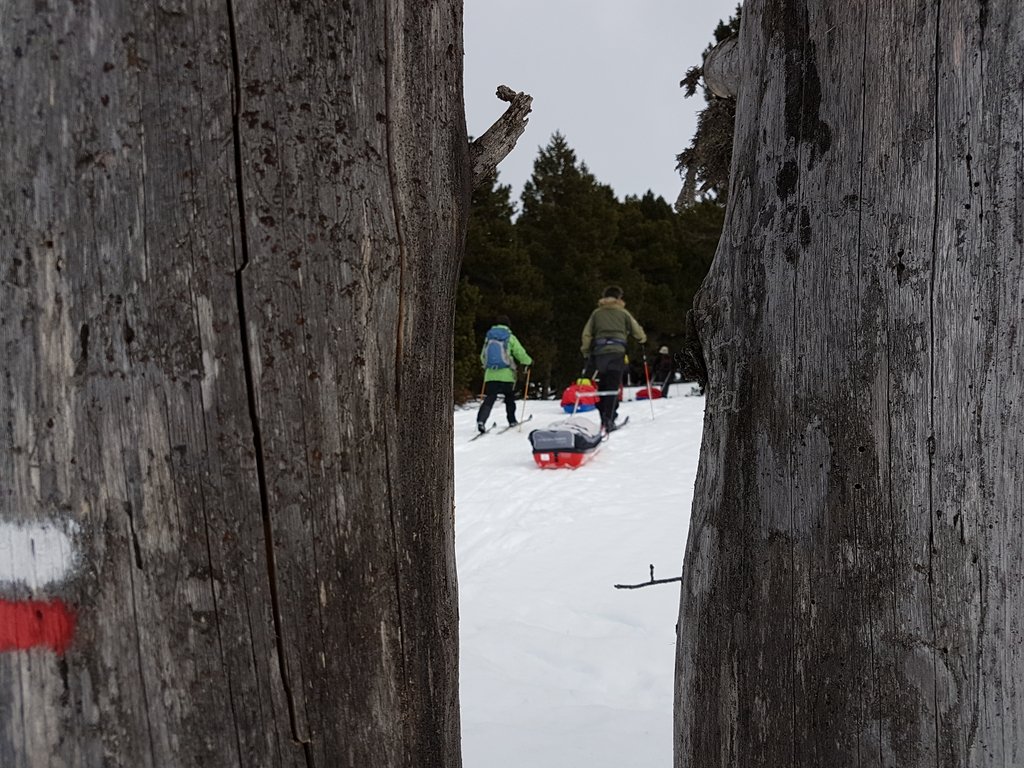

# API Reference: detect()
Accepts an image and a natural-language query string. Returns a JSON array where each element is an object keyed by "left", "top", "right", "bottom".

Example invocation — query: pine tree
[
  {"left": 453, "top": 277, "right": 483, "bottom": 401},
  {"left": 674, "top": 200, "right": 725, "bottom": 317},
  {"left": 516, "top": 133, "right": 636, "bottom": 390},
  {"left": 457, "top": 174, "right": 546, "bottom": 399},
  {"left": 457, "top": 136, "right": 723, "bottom": 403},
  {"left": 616, "top": 192, "right": 685, "bottom": 347},
  {"left": 610, "top": 194, "right": 723, "bottom": 365}
]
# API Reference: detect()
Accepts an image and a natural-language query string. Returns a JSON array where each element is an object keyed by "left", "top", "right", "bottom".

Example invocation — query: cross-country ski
[
  {"left": 603, "top": 415, "right": 630, "bottom": 434},
  {"left": 496, "top": 414, "right": 533, "bottom": 434},
  {"left": 468, "top": 422, "right": 496, "bottom": 441}
]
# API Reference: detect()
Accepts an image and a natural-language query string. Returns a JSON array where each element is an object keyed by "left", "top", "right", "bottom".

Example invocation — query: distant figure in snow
[
  {"left": 580, "top": 286, "right": 646, "bottom": 432},
  {"left": 652, "top": 346, "right": 675, "bottom": 397},
  {"left": 477, "top": 315, "right": 532, "bottom": 433}
]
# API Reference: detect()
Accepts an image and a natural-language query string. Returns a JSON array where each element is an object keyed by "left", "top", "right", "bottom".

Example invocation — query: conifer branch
[
  {"left": 469, "top": 85, "right": 533, "bottom": 189},
  {"left": 678, "top": 309, "right": 709, "bottom": 393}
]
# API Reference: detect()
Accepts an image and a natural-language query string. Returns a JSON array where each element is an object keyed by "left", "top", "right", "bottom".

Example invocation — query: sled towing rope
[{"left": 570, "top": 388, "right": 621, "bottom": 417}]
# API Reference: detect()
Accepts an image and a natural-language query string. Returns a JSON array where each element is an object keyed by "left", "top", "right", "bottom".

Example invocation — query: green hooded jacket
[
  {"left": 480, "top": 325, "right": 532, "bottom": 383},
  {"left": 580, "top": 297, "right": 647, "bottom": 356}
]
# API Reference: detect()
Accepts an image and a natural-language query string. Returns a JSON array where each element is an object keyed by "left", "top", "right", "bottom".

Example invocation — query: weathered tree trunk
[
  {"left": 1, "top": 2, "right": 473, "bottom": 766},
  {"left": 676, "top": 1, "right": 1024, "bottom": 766}
]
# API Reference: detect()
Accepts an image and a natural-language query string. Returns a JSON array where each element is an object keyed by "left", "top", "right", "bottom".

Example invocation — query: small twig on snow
[{"left": 614, "top": 563, "right": 683, "bottom": 590}]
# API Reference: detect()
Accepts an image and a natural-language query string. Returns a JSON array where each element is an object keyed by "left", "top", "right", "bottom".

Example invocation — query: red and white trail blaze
[
  {"left": 0, "top": 599, "right": 76, "bottom": 654},
  {"left": 0, "top": 521, "right": 78, "bottom": 654}
]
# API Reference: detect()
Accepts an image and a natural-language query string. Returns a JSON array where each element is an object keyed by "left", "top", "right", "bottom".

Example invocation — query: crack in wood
[
  {"left": 124, "top": 502, "right": 144, "bottom": 571},
  {"left": 381, "top": 1, "right": 407, "bottom": 400},
  {"left": 225, "top": 1, "right": 313, "bottom": 764}
]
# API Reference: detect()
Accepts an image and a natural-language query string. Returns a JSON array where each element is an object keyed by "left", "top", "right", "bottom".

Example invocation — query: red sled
[
  {"left": 528, "top": 417, "right": 603, "bottom": 470},
  {"left": 532, "top": 450, "right": 597, "bottom": 469},
  {"left": 635, "top": 386, "right": 662, "bottom": 400},
  {"left": 561, "top": 379, "right": 599, "bottom": 413}
]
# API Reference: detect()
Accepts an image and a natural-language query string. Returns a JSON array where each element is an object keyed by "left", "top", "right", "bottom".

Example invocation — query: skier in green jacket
[
  {"left": 580, "top": 286, "right": 647, "bottom": 431},
  {"left": 477, "top": 315, "right": 532, "bottom": 433}
]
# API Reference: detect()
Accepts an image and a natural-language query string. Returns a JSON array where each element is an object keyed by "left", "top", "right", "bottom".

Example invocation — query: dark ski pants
[
  {"left": 593, "top": 353, "right": 626, "bottom": 428},
  {"left": 477, "top": 380, "right": 517, "bottom": 425},
  {"left": 658, "top": 372, "right": 673, "bottom": 397}
]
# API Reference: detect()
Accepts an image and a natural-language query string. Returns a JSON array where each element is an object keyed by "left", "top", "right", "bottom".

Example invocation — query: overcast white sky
[{"left": 464, "top": 0, "right": 740, "bottom": 208}]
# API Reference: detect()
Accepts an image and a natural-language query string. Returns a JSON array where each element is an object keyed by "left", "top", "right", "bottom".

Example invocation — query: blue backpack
[{"left": 483, "top": 327, "right": 513, "bottom": 369}]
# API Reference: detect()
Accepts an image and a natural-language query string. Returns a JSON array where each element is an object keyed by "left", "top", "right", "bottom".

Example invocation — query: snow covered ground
[{"left": 455, "top": 386, "right": 705, "bottom": 768}]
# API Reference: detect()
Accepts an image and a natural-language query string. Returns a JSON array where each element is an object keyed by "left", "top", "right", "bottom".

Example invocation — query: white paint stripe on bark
[{"left": 0, "top": 521, "right": 78, "bottom": 589}]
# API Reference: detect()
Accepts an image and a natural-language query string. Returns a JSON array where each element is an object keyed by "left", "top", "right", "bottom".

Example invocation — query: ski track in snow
[{"left": 456, "top": 386, "right": 704, "bottom": 768}]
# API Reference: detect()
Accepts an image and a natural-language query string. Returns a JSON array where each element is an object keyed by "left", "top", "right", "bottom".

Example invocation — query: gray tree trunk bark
[
  {"left": 1, "top": 2, "right": 467, "bottom": 767},
  {"left": 676, "top": 1, "right": 1024, "bottom": 766}
]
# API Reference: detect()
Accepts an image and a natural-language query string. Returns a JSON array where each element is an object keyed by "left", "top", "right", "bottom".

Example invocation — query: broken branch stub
[
  {"left": 469, "top": 85, "right": 533, "bottom": 188},
  {"left": 703, "top": 36, "right": 741, "bottom": 99}
]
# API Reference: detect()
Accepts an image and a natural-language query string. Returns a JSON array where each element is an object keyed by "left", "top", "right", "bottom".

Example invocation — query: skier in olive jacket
[
  {"left": 580, "top": 286, "right": 647, "bottom": 431},
  {"left": 477, "top": 315, "right": 532, "bottom": 433}
]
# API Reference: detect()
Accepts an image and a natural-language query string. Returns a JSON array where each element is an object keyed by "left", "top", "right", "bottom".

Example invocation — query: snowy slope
[{"left": 455, "top": 387, "right": 705, "bottom": 768}]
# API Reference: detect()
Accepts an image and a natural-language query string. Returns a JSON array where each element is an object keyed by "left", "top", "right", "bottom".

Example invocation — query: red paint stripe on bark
[{"left": 0, "top": 599, "right": 76, "bottom": 654}]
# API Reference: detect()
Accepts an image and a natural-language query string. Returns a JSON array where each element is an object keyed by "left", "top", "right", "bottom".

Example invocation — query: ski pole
[
  {"left": 642, "top": 351, "right": 656, "bottom": 420},
  {"left": 518, "top": 367, "right": 532, "bottom": 429},
  {"left": 571, "top": 366, "right": 586, "bottom": 416},
  {"left": 574, "top": 371, "right": 600, "bottom": 416}
]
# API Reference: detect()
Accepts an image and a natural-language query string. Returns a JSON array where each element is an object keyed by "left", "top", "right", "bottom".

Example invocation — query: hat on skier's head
[
  {"left": 495, "top": 314, "right": 510, "bottom": 326},
  {"left": 659, "top": 346, "right": 669, "bottom": 354},
  {"left": 602, "top": 285, "right": 623, "bottom": 300}
]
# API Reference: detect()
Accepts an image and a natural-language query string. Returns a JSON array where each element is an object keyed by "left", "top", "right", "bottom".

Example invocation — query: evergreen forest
[
  {"left": 455, "top": 7, "right": 739, "bottom": 402},
  {"left": 454, "top": 133, "right": 725, "bottom": 401}
]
